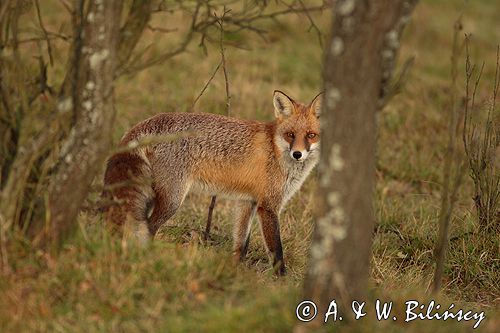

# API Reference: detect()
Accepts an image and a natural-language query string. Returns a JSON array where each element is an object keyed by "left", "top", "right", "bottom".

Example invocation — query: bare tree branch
[
  {"left": 217, "top": 7, "right": 232, "bottom": 115},
  {"left": 146, "top": 24, "right": 177, "bottom": 34},
  {"left": 432, "top": 17, "right": 467, "bottom": 294},
  {"left": 295, "top": 0, "right": 324, "bottom": 48},
  {"left": 191, "top": 59, "right": 222, "bottom": 111},
  {"left": 378, "top": 0, "right": 418, "bottom": 108},
  {"left": 118, "top": 1, "right": 202, "bottom": 76},
  {"left": 120, "top": 1, "right": 330, "bottom": 76},
  {"left": 117, "top": 0, "right": 153, "bottom": 71},
  {"left": 34, "top": 0, "right": 54, "bottom": 66}
]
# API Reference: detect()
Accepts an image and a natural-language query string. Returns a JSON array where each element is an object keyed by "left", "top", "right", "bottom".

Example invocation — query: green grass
[{"left": 2, "top": 0, "right": 500, "bottom": 332}]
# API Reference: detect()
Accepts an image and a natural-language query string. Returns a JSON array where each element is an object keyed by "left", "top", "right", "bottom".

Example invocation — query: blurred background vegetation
[{"left": 0, "top": 0, "right": 498, "bottom": 332}]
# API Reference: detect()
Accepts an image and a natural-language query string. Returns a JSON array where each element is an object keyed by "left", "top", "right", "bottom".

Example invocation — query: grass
[{"left": 1, "top": 0, "right": 500, "bottom": 332}]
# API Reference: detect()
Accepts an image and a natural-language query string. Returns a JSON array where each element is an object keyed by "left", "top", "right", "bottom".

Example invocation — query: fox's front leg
[
  {"left": 257, "top": 205, "right": 285, "bottom": 276},
  {"left": 232, "top": 200, "right": 257, "bottom": 262}
]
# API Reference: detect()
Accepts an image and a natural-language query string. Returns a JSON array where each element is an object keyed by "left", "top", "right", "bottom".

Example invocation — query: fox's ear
[
  {"left": 309, "top": 91, "right": 324, "bottom": 118},
  {"left": 273, "top": 90, "right": 295, "bottom": 118}
]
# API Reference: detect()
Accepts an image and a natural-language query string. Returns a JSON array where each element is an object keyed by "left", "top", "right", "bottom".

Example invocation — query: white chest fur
[{"left": 281, "top": 156, "right": 318, "bottom": 207}]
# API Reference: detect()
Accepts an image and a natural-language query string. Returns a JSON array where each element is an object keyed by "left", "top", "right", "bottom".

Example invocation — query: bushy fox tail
[{"left": 102, "top": 148, "right": 154, "bottom": 245}]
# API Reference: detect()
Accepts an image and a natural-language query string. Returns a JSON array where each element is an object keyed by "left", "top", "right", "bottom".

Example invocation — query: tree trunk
[
  {"left": 42, "top": 0, "right": 123, "bottom": 249},
  {"left": 299, "top": 0, "right": 417, "bottom": 328}
]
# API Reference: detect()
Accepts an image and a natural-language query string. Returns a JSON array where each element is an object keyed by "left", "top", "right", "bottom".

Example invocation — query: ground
[{"left": 0, "top": 0, "right": 499, "bottom": 332}]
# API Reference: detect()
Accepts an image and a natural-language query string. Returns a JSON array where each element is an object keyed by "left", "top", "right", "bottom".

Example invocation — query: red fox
[{"left": 103, "top": 90, "right": 322, "bottom": 275}]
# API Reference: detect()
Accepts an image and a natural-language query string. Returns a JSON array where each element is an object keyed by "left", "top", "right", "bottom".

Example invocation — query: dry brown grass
[{"left": 1, "top": 0, "right": 499, "bottom": 331}]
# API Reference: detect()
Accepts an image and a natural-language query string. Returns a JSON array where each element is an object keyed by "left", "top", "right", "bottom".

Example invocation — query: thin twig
[
  {"left": 296, "top": 0, "right": 323, "bottom": 48},
  {"left": 379, "top": 56, "right": 415, "bottom": 109},
  {"left": 34, "top": 0, "right": 54, "bottom": 66},
  {"left": 432, "top": 17, "right": 467, "bottom": 294},
  {"left": 8, "top": 33, "right": 71, "bottom": 46},
  {"left": 0, "top": 214, "right": 10, "bottom": 274},
  {"left": 120, "top": 1, "right": 330, "bottom": 77},
  {"left": 0, "top": 1, "right": 11, "bottom": 26},
  {"left": 146, "top": 24, "right": 178, "bottom": 34},
  {"left": 57, "top": 0, "right": 73, "bottom": 14},
  {"left": 190, "top": 59, "right": 222, "bottom": 111},
  {"left": 119, "top": 1, "right": 201, "bottom": 76},
  {"left": 217, "top": 7, "right": 232, "bottom": 115},
  {"left": 204, "top": 7, "right": 234, "bottom": 240}
]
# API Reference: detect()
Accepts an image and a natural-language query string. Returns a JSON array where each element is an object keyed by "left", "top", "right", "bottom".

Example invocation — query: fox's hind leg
[
  {"left": 103, "top": 151, "right": 154, "bottom": 246},
  {"left": 147, "top": 181, "right": 189, "bottom": 236},
  {"left": 232, "top": 200, "right": 257, "bottom": 261},
  {"left": 122, "top": 213, "right": 151, "bottom": 247}
]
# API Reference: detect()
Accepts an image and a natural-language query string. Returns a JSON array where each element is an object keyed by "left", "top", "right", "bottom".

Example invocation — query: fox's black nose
[{"left": 292, "top": 151, "right": 302, "bottom": 160}]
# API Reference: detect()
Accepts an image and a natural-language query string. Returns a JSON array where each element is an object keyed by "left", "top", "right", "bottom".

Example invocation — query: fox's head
[{"left": 273, "top": 90, "right": 322, "bottom": 163}]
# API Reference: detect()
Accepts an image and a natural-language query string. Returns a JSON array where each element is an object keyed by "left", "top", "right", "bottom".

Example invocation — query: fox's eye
[
  {"left": 307, "top": 133, "right": 317, "bottom": 139},
  {"left": 286, "top": 132, "right": 295, "bottom": 139}
]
